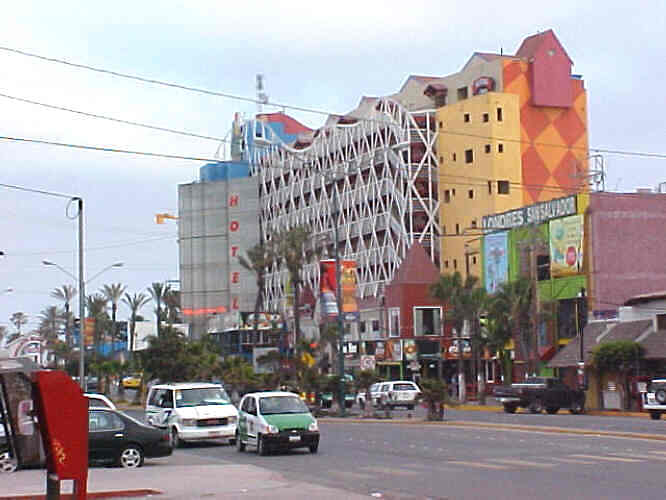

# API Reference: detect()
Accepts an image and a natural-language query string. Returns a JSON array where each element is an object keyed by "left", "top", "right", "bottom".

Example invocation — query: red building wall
[
  {"left": 588, "top": 192, "right": 666, "bottom": 314},
  {"left": 386, "top": 283, "right": 445, "bottom": 339}
]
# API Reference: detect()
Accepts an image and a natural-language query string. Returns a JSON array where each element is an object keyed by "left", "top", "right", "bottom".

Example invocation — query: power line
[
  {"left": 0, "top": 182, "right": 75, "bottom": 199},
  {"left": 2, "top": 44, "right": 665, "bottom": 160},
  {"left": 8, "top": 235, "right": 175, "bottom": 258},
  {"left": 0, "top": 135, "right": 218, "bottom": 162},
  {"left": 0, "top": 91, "right": 228, "bottom": 143}
]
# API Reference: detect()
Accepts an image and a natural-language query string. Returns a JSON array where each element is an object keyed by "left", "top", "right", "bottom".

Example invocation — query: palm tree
[
  {"left": 0, "top": 325, "right": 7, "bottom": 345},
  {"left": 86, "top": 293, "right": 110, "bottom": 363},
  {"left": 122, "top": 292, "right": 150, "bottom": 353},
  {"left": 10, "top": 312, "right": 28, "bottom": 335},
  {"left": 101, "top": 283, "right": 127, "bottom": 350},
  {"left": 51, "top": 285, "right": 77, "bottom": 348},
  {"left": 163, "top": 289, "right": 180, "bottom": 328},
  {"left": 274, "top": 225, "right": 318, "bottom": 345},
  {"left": 238, "top": 239, "right": 277, "bottom": 342},
  {"left": 38, "top": 306, "right": 63, "bottom": 367},
  {"left": 148, "top": 282, "right": 170, "bottom": 337}
]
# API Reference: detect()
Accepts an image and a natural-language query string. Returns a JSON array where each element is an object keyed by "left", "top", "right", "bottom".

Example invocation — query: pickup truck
[
  {"left": 641, "top": 378, "right": 666, "bottom": 420},
  {"left": 493, "top": 377, "right": 585, "bottom": 414}
]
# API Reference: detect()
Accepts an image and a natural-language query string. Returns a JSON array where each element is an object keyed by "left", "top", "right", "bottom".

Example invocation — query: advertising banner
[
  {"left": 484, "top": 231, "right": 508, "bottom": 294},
  {"left": 319, "top": 260, "right": 339, "bottom": 319},
  {"left": 549, "top": 214, "right": 584, "bottom": 277},
  {"left": 341, "top": 260, "right": 359, "bottom": 321},
  {"left": 403, "top": 339, "right": 417, "bottom": 361},
  {"left": 241, "top": 312, "right": 283, "bottom": 330},
  {"left": 84, "top": 317, "right": 95, "bottom": 346}
]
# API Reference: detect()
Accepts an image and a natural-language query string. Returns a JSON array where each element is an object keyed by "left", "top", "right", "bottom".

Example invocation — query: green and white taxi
[{"left": 236, "top": 391, "right": 319, "bottom": 455}]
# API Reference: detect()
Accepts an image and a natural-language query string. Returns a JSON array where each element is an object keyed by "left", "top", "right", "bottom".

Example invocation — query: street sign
[
  {"left": 360, "top": 355, "right": 376, "bottom": 371},
  {"left": 408, "top": 360, "right": 421, "bottom": 372}
]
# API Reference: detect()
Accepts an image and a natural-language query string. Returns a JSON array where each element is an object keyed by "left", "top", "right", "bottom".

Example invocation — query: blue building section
[{"left": 200, "top": 161, "right": 251, "bottom": 182}]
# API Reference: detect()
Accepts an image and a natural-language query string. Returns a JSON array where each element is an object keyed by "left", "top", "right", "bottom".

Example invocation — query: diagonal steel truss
[{"left": 249, "top": 98, "right": 441, "bottom": 312}]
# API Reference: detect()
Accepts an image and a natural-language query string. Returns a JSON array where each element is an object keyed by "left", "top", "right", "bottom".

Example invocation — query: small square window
[
  {"left": 465, "top": 149, "right": 474, "bottom": 163},
  {"left": 498, "top": 180, "right": 510, "bottom": 194},
  {"left": 444, "top": 190, "right": 451, "bottom": 203},
  {"left": 497, "top": 107, "right": 503, "bottom": 122},
  {"left": 488, "top": 181, "right": 492, "bottom": 194},
  {"left": 457, "top": 87, "right": 468, "bottom": 100},
  {"left": 452, "top": 153, "right": 457, "bottom": 162},
  {"left": 471, "top": 219, "right": 477, "bottom": 228},
  {"left": 472, "top": 256, "right": 477, "bottom": 265},
  {"left": 444, "top": 260, "right": 449, "bottom": 269},
  {"left": 439, "top": 121, "right": 443, "bottom": 128},
  {"left": 483, "top": 113, "right": 489, "bottom": 123},
  {"left": 455, "top": 223, "right": 460, "bottom": 234},
  {"left": 498, "top": 143, "right": 504, "bottom": 153},
  {"left": 484, "top": 144, "right": 491, "bottom": 154},
  {"left": 468, "top": 189, "right": 474, "bottom": 199},
  {"left": 452, "top": 188, "right": 456, "bottom": 196},
  {"left": 439, "top": 156, "right": 444, "bottom": 163},
  {"left": 453, "top": 259, "right": 458, "bottom": 269},
  {"left": 464, "top": 113, "right": 470, "bottom": 123}
]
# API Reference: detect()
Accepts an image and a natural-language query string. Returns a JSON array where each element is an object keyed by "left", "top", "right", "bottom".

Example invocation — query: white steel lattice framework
[{"left": 252, "top": 98, "right": 441, "bottom": 311}]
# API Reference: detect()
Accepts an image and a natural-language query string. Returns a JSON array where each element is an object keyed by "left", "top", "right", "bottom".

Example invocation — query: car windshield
[
  {"left": 175, "top": 387, "right": 231, "bottom": 407},
  {"left": 394, "top": 383, "right": 417, "bottom": 391},
  {"left": 259, "top": 396, "right": 309, "bottom": 415}
]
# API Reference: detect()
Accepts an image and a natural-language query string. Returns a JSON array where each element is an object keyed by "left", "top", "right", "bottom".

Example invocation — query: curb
[{"left": 0, "top": 489, "right": 162, "bottom": 499}]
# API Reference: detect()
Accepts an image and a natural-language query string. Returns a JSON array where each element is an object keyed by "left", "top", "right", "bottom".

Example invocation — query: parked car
[
  {"left": 374, "top": 381, "right": 421, "bottom": 410},
  {"left": 641, "top": 378, "right": 666, "bottom": 420},
  {"left": 493, "top": 377, "right": 585, "bottom": 414},
  {"left": 88, "top": 408, "right": 172, "bottom": 468},
  {"left": 145, "top": 382, "right": 238, "bottom": 447},
  {"left": 356, "top": 383, "right": 382, "bottom": 409},
  {"left": 236, "top": 391, "right": 319, "bottom": 455},
  {"left": 85, "top": 393, "right": 116, "bottom": 410},
  {"left": 319, "top": 374, "right": 355, "bottom": 409}
]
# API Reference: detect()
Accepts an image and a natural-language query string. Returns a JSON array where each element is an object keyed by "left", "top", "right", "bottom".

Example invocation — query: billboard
[
  {"left": 484, "top": 231, "right": 508, "bottom": 294},
  {"left": 549, "top": 214, "right": 584, "bottom": 277}
]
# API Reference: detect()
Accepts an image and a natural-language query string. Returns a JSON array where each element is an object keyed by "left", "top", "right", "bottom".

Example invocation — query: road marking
[
  {"left": 489, "top": 458, "right": 555, "bottom": 468},
  {"left": 327, "top": 470, "right": 374, "bottom": 480},
  {"left": 550, "top": 457, "right": 597, "bottom": 465},
  {"left": 448, "top": 460, "right": 508, "bottom": 470},
  {"left": 362, "top": 465, "right": 422, "bottom": 476},
  {"left": 570, "top": 454, "right": 642, "bottom": 463}
]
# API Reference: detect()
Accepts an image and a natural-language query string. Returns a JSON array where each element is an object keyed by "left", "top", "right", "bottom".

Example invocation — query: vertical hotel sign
[
  {"left": 229, "top": 193, "right": 240, "bottom": 311},
  {"left": 549, "top": 214, "right": 584, "bottom": 278},
  {"left": 319, "top": 259, "right": 359, "bottom": 321}
]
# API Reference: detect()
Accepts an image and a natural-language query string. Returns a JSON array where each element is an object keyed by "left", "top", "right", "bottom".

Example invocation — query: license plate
[{"left": 289, "top": 435, "right": 301, "bottom": 442}]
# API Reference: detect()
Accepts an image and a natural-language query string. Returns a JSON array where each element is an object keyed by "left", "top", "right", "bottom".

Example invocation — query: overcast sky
[{"left": 1, "top": 1, "right": 664, "bottom": 333}]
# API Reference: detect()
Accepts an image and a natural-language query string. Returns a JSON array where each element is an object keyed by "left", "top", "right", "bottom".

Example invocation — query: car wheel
[
  {"left": 650, "top": 411, "right": 662, "bottom": 420},
  {"left": 0, "top": 451, "right": 18, "bottom": 473},
  {"left": 528, "top": 400, "right": 543, "bottom": 414},
  {"left": 257, "top": 434, "right": 268, "bottom": 456},
  {"left": 309, "top": 443, "right": 318, "bottom": 453},
  {"left": 655, "top": 389, "right": 666, "bottom": 404},
  {"left": 118, "top": 445, "right": 144, "bottom": 468},
  {"left": 171, "top": 428, "right": 181, "bottom": 448},
  {"left": 545, "top": 407, "right": 559, "bottom": 415},
  {"left": 503, "top": 404, "right": 517, "bottom": 414},
  {"left": 569, "top": 401, "right": 585, "bottom": 415},
  {"left": 236, "top": 432, "right": 245, "bottom": 452}
]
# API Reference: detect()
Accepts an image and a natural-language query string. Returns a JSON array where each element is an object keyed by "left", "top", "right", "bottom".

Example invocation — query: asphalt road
[{"left": 126, "top": 408, "right": 666, "bottom": 499}]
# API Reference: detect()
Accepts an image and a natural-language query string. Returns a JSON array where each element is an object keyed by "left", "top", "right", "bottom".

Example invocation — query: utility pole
[{"left": 576, "top": 287, "right": 587, "bottom": 389}]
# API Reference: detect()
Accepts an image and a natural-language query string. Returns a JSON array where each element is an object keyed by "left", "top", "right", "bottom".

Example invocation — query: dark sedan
[{"left": 89, "top": 408, "right": 172, "bottom": 468}]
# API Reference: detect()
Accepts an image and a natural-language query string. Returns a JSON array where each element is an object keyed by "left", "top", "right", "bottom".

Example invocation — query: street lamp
[{"left": 42, "top": 259, "right": 123, "bottom": 390}]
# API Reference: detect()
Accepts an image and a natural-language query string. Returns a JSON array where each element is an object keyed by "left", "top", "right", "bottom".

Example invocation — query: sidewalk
[{"left": 0, "top": 464, "right": 369, "bottom": 499}]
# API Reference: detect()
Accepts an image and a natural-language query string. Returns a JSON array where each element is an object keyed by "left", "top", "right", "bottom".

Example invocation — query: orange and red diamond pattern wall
[{"left": 503, "top": 60, "right": 588, "bottom": 204}]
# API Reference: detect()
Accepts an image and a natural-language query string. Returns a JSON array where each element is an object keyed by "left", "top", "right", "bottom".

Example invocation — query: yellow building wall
[{"left": 437, "top": 92, "right": 522, "bottom": 280}]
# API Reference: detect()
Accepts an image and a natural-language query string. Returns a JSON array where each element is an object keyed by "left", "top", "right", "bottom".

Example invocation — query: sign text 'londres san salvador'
[{"left": 481, "top": 195, "right": 577, "bottom": 230}]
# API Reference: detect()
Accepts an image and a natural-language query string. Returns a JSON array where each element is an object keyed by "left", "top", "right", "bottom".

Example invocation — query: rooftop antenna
[{"left": 256, "top": 74, "right": 268, "bottom": 115}]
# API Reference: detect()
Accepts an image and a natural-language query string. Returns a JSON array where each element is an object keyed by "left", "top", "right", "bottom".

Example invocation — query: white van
[{"left": 145, "top": 382, "right": 238, "bottom": 447}]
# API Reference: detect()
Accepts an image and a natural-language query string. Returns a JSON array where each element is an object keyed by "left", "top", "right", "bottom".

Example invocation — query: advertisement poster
[
  {"left": 341, "top": 260, "right": 359, "bottom": 321},
  {"left": 549, "top": 214, "right": 584, "bottom": 277},
  {"left": 484, "top": 231, "right": 508, "bottom": 294},
  {"left": 403, "top": 339, "right": 417, "bottom": 361},
  {"left": 375, "top": 341, "right": 386, "bottom": 361}
]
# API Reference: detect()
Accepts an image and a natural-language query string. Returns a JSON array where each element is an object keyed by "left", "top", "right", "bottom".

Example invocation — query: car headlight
[
  {"left": 180, "top": 418, "right": 197, "bottom": 427},
  {"left": 266, "top": 424, "right": 279, "bottom": 434},
  {"left": 308, "top": 421, "right": 318, "bottom": 432},
  {"left": 227, "top": 416, "right": 237, "bottom": 424}
]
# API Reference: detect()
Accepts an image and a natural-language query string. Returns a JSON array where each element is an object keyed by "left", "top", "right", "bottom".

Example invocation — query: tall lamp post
[{"left": 43, "top": 259, "right": 123, "bottom": 391}]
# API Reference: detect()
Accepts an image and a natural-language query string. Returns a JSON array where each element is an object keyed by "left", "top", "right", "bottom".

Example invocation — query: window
[
  {"left": 372, "top": 320, "right": 380, "bottom": 332},
  {"left": 452, "top": 188, "right": 456, "bottom": 196},
  {"left": 452, "top": 152, "right": 457, "bottom": 162},
  {"left": 439, "top": 121, "right": 443, "bottom": 128},
  {"left": 439, "top": 156, "right": 444, "bottom": 163},
  {"left": 388, "top": 308, "right": 400, "bottom": 337},
  {"left": 414, "top": 307, "right": 441, "bottom": 336},
  {"left": 468, "top": 189, "right": 474, "bottom": 199},
  {"left": 455, "top": 223, "right": 460, "bottom": 234},
  {"left": 537, "top": 255, "right": 550, "bottom": 281},
  {"left": 471, "top": 219, "right": 477, "bottom": 228},
  {"left": 484, "top": 144, "right": 491, "bottom": 154},
  {"left": 488, "top": 181, "right": 492, "bottom": 194},
  {"left": 453, "top": 259, "right": 458, "bottom": 269},
  {"left": 464, "top": 113, "right": 470, "bottom": 123},
  {"left": 497, "top": 107, "right": 503, "bottom": 121},
  {"left": 656, "top": 314, "right": 666, "bottom": 331},
  {"left": 359, "top": 321, "right": 366, "bottom": 334},
  {"left": 444, "top": 260, "right": 449, "bottom": 269},
  {"left": 444, "top": 190, "right": 451, "bottom": 203},
  {"left": 89, "top": 411, "right": 124, "bottom": 432},
  {"left": 498, "top": 143, "right": 504, "bottom": 153},
  {"left": 457, "top": 87, "right": 468, "bottom": 100},
  {"left": 472, "top": 256, "right": 477, "bottom": 265},
  {"left": 465, "top": 149, "right": 474, "bottom": 163},
  {"left": 483, "top": 113, "right": 489, "bottom": 123},
  {"left": 442, "top": 225, "right": 446, "bottom": 234},
  {"left": 498, "top": 180, "right": 510, "bottom": 194}
]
